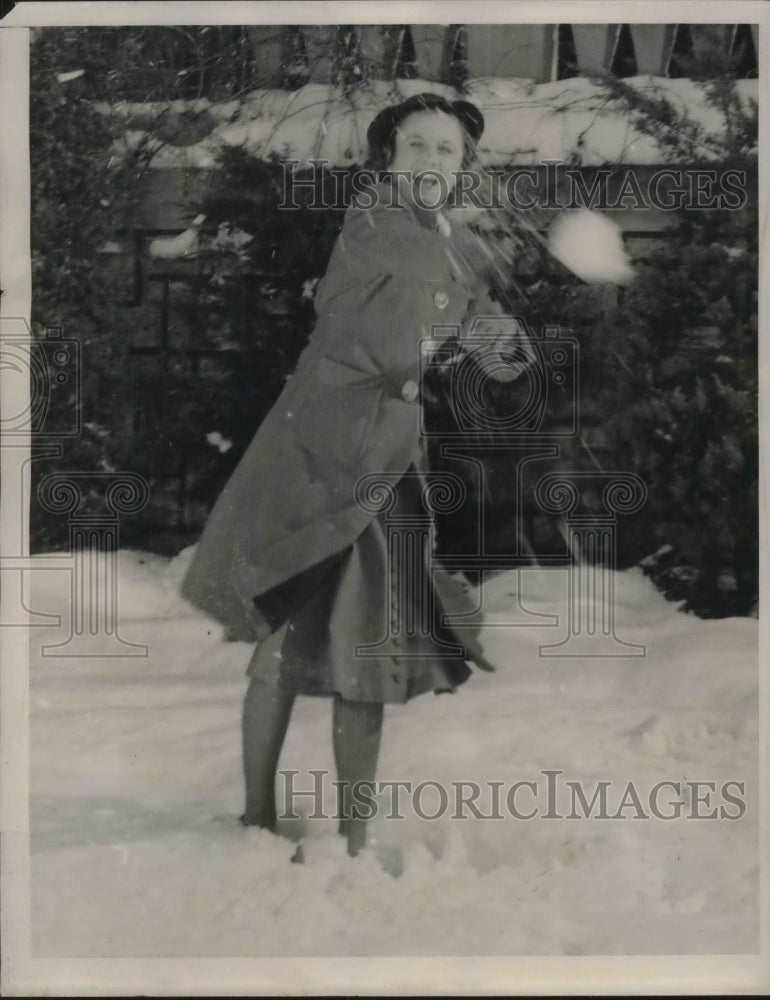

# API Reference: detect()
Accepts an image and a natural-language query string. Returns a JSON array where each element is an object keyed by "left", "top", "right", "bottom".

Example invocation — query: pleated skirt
[{"left": 246, "top": 466, "right": 489, "bottom": 704}]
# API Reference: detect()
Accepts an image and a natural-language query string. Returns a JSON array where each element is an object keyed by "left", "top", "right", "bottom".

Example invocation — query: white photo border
[{"left": 1, "top": 1, "right": 768, "bottom": 995}]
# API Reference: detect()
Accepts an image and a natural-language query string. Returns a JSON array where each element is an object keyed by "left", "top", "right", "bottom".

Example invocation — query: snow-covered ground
[{"left": 28, "top": 548, "right": 758, "bottom": 957}]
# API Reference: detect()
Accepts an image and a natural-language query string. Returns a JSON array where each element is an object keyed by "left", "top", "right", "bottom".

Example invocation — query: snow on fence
[{"left": 103, "top": 74, "right": 758, "bottom": 175}]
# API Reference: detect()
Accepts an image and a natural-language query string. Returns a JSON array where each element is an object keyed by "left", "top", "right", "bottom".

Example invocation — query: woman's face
[{"left": 387, "top": 110, "right": 465, "bottom": 208}]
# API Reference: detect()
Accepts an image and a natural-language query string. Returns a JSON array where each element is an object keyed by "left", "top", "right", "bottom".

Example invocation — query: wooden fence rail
[{"left": 244, "top": 23, "right": 757, "bottom": 87}]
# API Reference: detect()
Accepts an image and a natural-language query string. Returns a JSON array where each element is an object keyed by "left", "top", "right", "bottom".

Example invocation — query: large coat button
[
  {"left": 433, "top": 290, "right": 449, "bottom": 310},
  {"left": 401, "top": 380, "right": 419, "bottom": 403}
]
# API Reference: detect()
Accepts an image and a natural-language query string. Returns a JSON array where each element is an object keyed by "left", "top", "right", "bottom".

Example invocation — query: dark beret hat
[{"left": 367, "top": 92, "right": 485, "bottom": 155}]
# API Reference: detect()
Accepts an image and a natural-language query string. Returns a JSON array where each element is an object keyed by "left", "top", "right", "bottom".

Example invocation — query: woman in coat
[{"left": 181, "top": 92, "right": 521, "bottom": 855}]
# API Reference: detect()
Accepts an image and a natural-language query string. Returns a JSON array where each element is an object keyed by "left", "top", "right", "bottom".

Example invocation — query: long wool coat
[{"left": 181, "top": 180, "right": 507, "bottom": 642}]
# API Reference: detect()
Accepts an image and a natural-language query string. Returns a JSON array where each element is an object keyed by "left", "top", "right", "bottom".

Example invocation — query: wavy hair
[{"left": 363, "top": 92, "right": 482, "bottom": 176}]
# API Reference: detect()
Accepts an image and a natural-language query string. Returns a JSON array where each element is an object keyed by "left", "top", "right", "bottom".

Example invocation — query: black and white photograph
[{"left": 0, "top": 1, "right": 767, "bottom": 994}]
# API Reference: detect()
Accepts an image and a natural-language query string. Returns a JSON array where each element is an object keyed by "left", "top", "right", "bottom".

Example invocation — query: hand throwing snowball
[{"left": 181, "top": 93, "right": 525, "bottom": 858}]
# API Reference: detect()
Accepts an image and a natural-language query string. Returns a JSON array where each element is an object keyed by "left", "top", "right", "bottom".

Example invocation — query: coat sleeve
[{"left": 312, "top": 202, "right": 471, "bottom": 393}]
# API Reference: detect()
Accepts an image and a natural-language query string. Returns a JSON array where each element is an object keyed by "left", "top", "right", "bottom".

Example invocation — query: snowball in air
[
  {"left": 548, "top": 209, "right": 634, "bottom": 285},
  {"left": 206, "top": 432, "right": 232, "bottom": 454}
]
